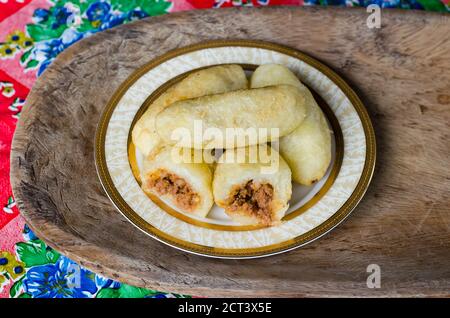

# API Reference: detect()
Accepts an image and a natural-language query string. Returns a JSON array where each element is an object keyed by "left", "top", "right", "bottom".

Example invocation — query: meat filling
[
  {"left": 227, "top": 181, "right": 274, "bottom": 224},
  {"left": 146, "top": 169, "right": 200, "bottom": 211}
]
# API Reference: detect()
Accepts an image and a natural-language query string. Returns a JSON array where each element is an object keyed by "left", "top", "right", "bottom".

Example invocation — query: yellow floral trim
[
  {"left": 8, "top": 260, "right": 25, "bottom": 280},
  {"left": 1, "top": 85, "right": 15, "bottom": 98},
  {"left": 1, "top": 30, "right": 33, "bottom": 57},
  {"left": 0, "top": 251, "right": 25, "bottom": 280},
  {"left": 6, "top": 30, "right": 26, "bottom": 45},
  {"left": 0, "top": 274, "right": 7, "bottom": 293},
  {"left": 0, "top": 251, "right": 16, "bottom": 273},
  {"left": 0, "top": 44, "right": 17, "bottom": 58},
  {"left": 91, "top": 20, "right": 101, "bottom": 28},
  {"left": 18, "top": 37, "right": 34, "bottom": 49}
]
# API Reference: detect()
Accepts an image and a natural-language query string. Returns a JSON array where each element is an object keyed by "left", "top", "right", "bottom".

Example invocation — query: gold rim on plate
[{"left": 95, "top": 40, "right": 376, "bottom": 258}]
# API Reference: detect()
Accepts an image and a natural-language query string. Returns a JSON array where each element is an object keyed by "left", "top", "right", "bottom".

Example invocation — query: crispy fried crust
[
  {"left": 141, "top": 146, "right": 213, "bottom": 218},
  {"left": 213, "top": 145, "right": 292, "bottom": 226},
  {"left": 132, "top": 64, "right": 248, "bottom": 156},
  {"left": 155, "top": 85, "right": 306, "bottom": 149},
  {"left": 251, "top": 64, "right": 331, "bottom": 185}
]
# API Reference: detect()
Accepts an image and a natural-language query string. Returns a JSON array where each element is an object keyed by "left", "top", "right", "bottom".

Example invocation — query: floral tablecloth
[{"left": 0, "top": 0, "right": 448, "bottom": 299}]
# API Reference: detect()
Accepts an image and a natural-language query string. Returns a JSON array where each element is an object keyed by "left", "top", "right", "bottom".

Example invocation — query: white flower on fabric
[
  {"left": 64, "top": 3, "right": 81, "bottom": 14},
  {"left": 1, "top": 83, "right": 15, "bottom": 98},
  {"left": 61, "top": 28, "right": 83, "bottom": 46},
  {"left": 3, "top": 197, "right": 16, "bottom": 214}
]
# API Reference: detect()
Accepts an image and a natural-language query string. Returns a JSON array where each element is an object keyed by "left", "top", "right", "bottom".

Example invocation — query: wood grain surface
[{"left": 10, "top": 7, "right": 450, "bottom": 297}]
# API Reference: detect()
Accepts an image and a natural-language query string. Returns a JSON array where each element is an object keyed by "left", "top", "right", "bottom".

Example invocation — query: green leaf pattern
[
  {"left": 1, "top": 0, "right": 448, "bottom": 298},
  {"left": 1, "top": 225, "right": 186, "bottom": 298}
]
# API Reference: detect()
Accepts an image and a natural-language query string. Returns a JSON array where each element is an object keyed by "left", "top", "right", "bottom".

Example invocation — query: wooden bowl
[{"left": 10, "top": 7, "right": 450, "bottom": 297}]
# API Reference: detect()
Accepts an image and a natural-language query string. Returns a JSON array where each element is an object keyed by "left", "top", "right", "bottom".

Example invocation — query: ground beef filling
[
  {"left": 227, "top": 181, "right": 274, "bottom": 224},
  {"left": 146, "top": 170, "right": 200, "bottom": 211}
]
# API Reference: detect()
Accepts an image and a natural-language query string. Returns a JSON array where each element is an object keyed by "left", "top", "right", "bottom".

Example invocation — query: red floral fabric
[{"left": 0, "top": 0, "right": 448, "bottom": 298}]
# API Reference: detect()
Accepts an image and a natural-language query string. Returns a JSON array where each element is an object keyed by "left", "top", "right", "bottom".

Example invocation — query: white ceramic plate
[{"left": 95, "top": 40, "right": 376, "bottom": 259}]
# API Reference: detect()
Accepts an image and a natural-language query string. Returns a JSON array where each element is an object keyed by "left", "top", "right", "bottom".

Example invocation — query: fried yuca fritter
[
  {"left": 251, "top": 64, "right": 332, "bottom": 185},
  {"left": 141, "top": 146, "right": 214, "bottom": 218},
  {"left": 132, "top": 64, "right": 248, "bottom": 156},
  {"left": 213, "top": 145, "right": 292, "bottom": 226},
  {"left": 155, "top": 85, "right": 306, "bottom": 149}
]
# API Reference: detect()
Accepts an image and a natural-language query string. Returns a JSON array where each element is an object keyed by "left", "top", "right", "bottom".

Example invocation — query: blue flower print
[
  {"left": 37, "top": 59, "right": 52, "bottom": 76},
  {"left": 32, "top": 38, "right": 64, "bottom": 60},
  {"left": 95, "top": 274, "right": 120, "bottom": 289},
  {"left": 32, "top": 8, "right": 50, "bottom": 24},
  {"left": 86, "top": 1, "right": 112, "bottom": 23},
  {"left": 99, "top": 13, "right": 126, "bottom": 30},
  {"left": 32, "top": 28, "right": 85, "bottom": 76},
  {"left": 51, "top": 6, "right": 74, "bottom": 29},
  {"left": 357, "top": 0, "right": 409, "bottom": 8},
  {"left": 22, "top": 257, "right": 97, "bottom": 298},
  {"left": 60, "top": 28, "right": 83, "bottom": 46},
  {"left": 146, "top": 293, "right": 171, "bottom": 298},
  {"left": 31, "top": 38, "right": 63, "bottom": 75},
  {"left": 23, "top": 224, "right": 38, "bottom": 241},
  {"left": 128, "top": 9, "right": 149, "bottom": 22}
]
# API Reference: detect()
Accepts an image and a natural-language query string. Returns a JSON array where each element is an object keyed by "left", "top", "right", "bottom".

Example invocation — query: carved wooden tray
[{"left": 11, "top": 7, "right": 450, "bottom": 296}]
